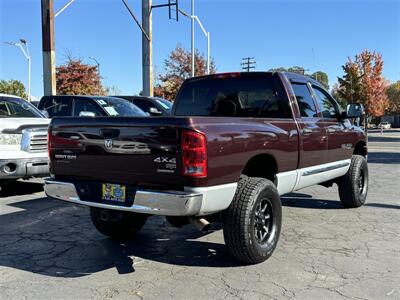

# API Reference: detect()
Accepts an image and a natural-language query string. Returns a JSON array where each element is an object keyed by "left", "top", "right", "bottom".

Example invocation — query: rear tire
[
  {"left": 90, "top": 207, "right": 147, "bottom": 240},
  {"left": 338, "top": 155, "right": 368, "bottom": 208},
  {"left": 223, "top": 176, "right": 282, "bottom": 264}
]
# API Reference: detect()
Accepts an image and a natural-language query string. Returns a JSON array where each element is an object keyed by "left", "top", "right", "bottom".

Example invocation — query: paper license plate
[{"left": 102, "top": 183, "right": 126, "bottom": 203}]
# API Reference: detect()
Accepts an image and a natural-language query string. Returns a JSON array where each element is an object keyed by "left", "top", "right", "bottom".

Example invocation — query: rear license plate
[{"left": 102, "top": 183, "right": 126, "bottom": 203}]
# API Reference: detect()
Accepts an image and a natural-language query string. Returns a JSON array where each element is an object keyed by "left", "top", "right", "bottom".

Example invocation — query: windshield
[
  {"left": 155, "top": 98, "right": 173, "bottom": 111},
  {"left": 0, "top": 97, "right": 45, "bottom": 118},
  {"left": 94, "top": 97, "right": 147, "bottom": 117}
]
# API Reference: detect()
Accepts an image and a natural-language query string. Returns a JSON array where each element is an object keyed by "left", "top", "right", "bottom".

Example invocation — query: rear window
[
  {"left": 94, "top": 97, "right": 147, "bottom": 117},
  {"left": 174, "top": 74, "right": 288, "bottom": 118}
]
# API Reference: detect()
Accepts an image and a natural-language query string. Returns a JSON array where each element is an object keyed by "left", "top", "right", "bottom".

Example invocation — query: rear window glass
[
  {"left": 94, "top": 97, "right": 147, "bottom": 117},
  {"left": 174, "top": 75, "right": 288, "bottom": 118}
]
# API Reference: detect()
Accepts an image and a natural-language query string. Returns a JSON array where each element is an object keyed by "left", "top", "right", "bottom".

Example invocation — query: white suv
[{"left": 0, "top": 94, "right": 50, "bottom": 189}]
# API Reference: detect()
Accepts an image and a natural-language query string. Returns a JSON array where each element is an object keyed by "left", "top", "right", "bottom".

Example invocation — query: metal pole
[
  {"left": 28, "top": 54, "right": 31, "bottom": 101},
  {"left": 142, "top": 0, "right": 153, "bottom": 96},
  {"left": 206, "top": 32, "right": 210, "bottom": 75},
  {"left": 191, "top": 0, "right": 195, "bottom": 77},
  {"left": 41, "top": 0, "right": 57, "bottom": 95}
]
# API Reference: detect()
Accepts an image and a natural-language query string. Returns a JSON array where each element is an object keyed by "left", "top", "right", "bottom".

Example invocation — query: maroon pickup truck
[{"left": 44, "top": 72, "right": 368, "bottom": 264}]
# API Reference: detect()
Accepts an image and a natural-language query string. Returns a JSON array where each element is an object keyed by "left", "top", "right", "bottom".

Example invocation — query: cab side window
[
  {"left": 312, "top": 86, "right": 339, "bottom": 119},
  {"left": 73, "top": 99, "right": 104, "bottom": 116},
  {"left": 291, "top": 83, "right": 318, "bottom": 118},
  {"left": 133, "top": 99, "right": 154, "bottom": 114},
  {"left": 41, "top": 97, "right": 71, "bottom": 117}
]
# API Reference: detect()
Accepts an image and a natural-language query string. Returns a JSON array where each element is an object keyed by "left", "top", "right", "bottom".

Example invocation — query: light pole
[
  {"left": 179, "top": 1, "right": 211, "bottom": 76},
  {"left": 5, "top": 39, "right": 31, "bottom": 101}
]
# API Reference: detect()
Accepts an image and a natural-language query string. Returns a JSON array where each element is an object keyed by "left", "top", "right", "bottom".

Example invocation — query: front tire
[
  {"left": 223, "top": 176, "right": 282, "bottom": 264},
  {"left": 338, "top": 155, "right": 369, "bottom": 208},
  {"left": 90, "top": 207, "right": 147, "bottom": 240}
]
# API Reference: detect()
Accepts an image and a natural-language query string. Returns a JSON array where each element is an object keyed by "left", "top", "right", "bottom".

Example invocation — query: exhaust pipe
[{"left": 189, "top": 217, "right": 211, "bottom": 232}]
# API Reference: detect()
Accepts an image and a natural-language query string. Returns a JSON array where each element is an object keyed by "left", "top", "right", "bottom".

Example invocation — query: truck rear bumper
[{"left": 44, "top": 178, "right": 237, "bottom": 216}]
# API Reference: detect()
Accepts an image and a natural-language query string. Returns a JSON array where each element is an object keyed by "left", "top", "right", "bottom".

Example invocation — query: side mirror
[
  {"left": 79, "top": 111, "right": 96, "bottom": 117},
  {"left": 342, "top": 103, "right": 364, "bottom": 119},
  {"left": 41, "top": 110, "right": 49, "bottom": 118},
  {"left": 149, "top": 107, "right": 162, "bottom": 115}
]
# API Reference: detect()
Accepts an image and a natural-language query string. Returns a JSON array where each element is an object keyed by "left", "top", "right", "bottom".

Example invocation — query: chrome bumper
[
  {"left": 0, "top": 158, "right": 49, "bottom": 179},
  {"left": 43, "top": 178, "right": 203, "bottom": 216}
]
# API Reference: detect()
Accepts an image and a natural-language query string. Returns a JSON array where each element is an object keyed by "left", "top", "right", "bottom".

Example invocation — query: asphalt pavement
[{"left": 0, "top": 130, "right": 399, "bottom": 300}]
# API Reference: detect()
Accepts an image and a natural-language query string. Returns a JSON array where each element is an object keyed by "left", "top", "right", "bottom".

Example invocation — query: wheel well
[
  {"left": 354, "top": 141, "right": 367, "bottom": 157},
  {"left": 241, "top": 154, "right": 278, "bottom": 183}
]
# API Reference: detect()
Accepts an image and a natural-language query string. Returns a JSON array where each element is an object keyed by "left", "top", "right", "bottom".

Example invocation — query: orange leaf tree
[
  {"left": 56, "top": 59, "right": 105, "bottom": 96},
  {"left": 338, "top": 50, "right": 389, "bottom": 117},
  {"left": 154, "top": 45, "right": 216, "bottom": 100}
]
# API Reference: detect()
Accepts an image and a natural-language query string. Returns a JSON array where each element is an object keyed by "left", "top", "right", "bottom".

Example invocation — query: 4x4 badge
[{"left": 105, "top": 139, "right": 113, "bottom": 150}]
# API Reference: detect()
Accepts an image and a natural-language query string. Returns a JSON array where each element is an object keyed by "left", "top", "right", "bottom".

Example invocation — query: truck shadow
[
  {"left": 1, "top": 195, "right": 397, "bottom": 278},
  {"left": 282, "top": 193, "right": 343, "bottom": 209},
  {"left": 0, "top": 197, "right": 240, "bottom": 279},
  {"left": 0, "top": 180, "right": 44, "bottom": 197}
]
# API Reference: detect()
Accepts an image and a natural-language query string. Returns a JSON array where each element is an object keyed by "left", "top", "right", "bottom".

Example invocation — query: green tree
[
  {"left": 337, "top": 60, "right": 363, "bottom": 104},
  {"left": 268, "top": 67, "right": 329, "bottom": 89},
  {"left": 154, "top": 45, "right": 216, "bottom": 100},
  {"left": 287, "top": 66, "right": 307, "bottom": 75},
  {"left": 268, "top": 67, "right": 288, "bottom": 72},
  {"left": 56, "top": 58, "right": 105, "bottom": 95},
  {"left": 386, "top": 81, "right": 400, "bottom": 114},
  {"left": 311, "top": 71, "right": 329, "bottom": 90},
  {"left": 331, "top": 83, "right": 348, "bottom": 109},
  {"left": 0, "top": 79, "right": 28, "bottom": 99}
]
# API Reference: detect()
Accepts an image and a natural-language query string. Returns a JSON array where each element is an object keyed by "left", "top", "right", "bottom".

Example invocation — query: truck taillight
[
  {"left": 182, "top": 130, "right": 207, "bottom": 178},
  {"left": 47, "top": 129, "right": 81, "bottom": 158}
]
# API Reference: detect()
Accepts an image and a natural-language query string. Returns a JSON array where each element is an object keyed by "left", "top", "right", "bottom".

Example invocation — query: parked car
[
  {"left": 378, "top": 122, "right": 391, "bottom": 129},
  {"left": 38, "top": 95, "right": 148, "bottom": 118},
  {"left": 115, "top": 96, "right": 172, "bottom": 116},
  {"left": 367, "top": 123, "right": 377, "bottom": 129},
  {"left": 0, "top": 94, "right": 49, "bottom": 190},
  {"left": 44, "top": 72, "right": 368, "bottom": 264}
]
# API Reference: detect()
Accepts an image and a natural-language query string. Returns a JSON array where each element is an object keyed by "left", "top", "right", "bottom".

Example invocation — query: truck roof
[{"left": 189, "top": 71, "right": 321, "bottom": 85}]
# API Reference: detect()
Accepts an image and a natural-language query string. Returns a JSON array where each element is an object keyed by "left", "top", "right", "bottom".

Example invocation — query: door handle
[{"left": 303, "top": 128, "right": 313, "bottom": 136}]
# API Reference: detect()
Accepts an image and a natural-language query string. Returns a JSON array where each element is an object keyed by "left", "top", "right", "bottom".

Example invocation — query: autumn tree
[
  {"left": 154, "top": 45, "right": 216, "bottom": 100},
  {"left": 386, "top": 81, "right": 400, "bottom": 114},
  {"left": 337, "top": 50, "right": 389, "bottom": 117},
  {"left": 0, "top": 79, "right": 28, "bottom": 99},
  {"left": 56, "top": 58, "right": 105, "bottom": 95}
]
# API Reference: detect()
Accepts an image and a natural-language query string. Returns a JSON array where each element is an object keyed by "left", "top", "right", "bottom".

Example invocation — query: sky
[{"left": 0, "top": 0, "right": 399, "bottom": 99}]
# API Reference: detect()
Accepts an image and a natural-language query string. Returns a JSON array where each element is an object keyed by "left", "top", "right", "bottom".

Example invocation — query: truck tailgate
[{"left": 49, "top": 117, "right": 188, "bottom": 186}]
